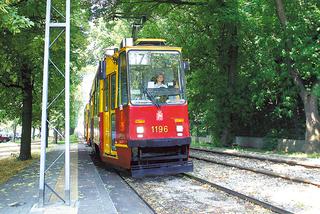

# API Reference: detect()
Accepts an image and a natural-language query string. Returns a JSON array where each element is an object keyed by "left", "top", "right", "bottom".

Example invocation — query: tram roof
[{"left": 119, "top": 46, "right": 182, "bottom": 53}]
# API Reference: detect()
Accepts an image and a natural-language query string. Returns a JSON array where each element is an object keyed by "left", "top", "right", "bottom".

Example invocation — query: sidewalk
[{"left": 0, "top": 143, "right": 153, "bottom": 214}]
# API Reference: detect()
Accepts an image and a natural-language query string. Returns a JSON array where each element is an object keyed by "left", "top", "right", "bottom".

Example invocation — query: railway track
[
  {"left": 117, "top": 165, "right": 294, "bottom": 214},
  {"left": 116, "top": 170, "right": 157, "bottom": 214},
  {"left": 119, "top": 172, "right": 279, "bottom": 214},
  {"left": 109, "top": 166, "right": 294, "bottom": 213},
  {"left": 89, "top": 148, "right": 315, "bottom": 213},
  {"left": 181, "top": 173, "right": 293, "bottom": 214},
  {"left": 190, "top": 147, "right": 320, "bottom": 169},
  {"left": 90, "top": 154, "right": 156, "bottom": 213},
  {"left": 190, "top": 154, "right": 320, "bottom": 188}
]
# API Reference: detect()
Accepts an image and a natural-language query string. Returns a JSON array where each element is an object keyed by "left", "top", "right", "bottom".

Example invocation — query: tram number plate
[{"left": 151, "top": 126, "right": 168, "bottom": 133}]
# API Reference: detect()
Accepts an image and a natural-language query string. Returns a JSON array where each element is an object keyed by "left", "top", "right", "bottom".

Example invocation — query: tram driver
[{"left": 154, "top": 73, "right": 168, "bottom": 88}]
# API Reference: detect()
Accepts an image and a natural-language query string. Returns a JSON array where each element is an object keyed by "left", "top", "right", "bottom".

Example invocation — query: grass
[
  {"left": 191, "top": 141, "right": 220, "bottom": 149},
  {"left": 269, "top": 151, "right": 320, "bottom": 159},
  {"left": 12, "top": 138, "right": 41, "bottom": 144},
  {"left": 0, "top": 153, "right": 40, "bottom": 185},
  {"left": 55, "top": 134, "right": 81, "bottom": 144},
  {"left": 10, "top": 136, "right": 80, "bottom": 145},
  {"left": 191, "top": 141, "right": 320, "bottom": 159},
  {"left": 230, "top": 145, "right": 320, "bottom": 159}
]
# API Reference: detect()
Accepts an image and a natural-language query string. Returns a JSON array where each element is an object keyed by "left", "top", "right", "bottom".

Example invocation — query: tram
[
  {"left": 83, "top": 104, "right": 90, "bottom": 146},
  {"left": 84, "top": 38, "right": 193, "bottom": 177}
]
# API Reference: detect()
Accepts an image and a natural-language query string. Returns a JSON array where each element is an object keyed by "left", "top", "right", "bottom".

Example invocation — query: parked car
[
  {"left": 0, "top": 135, "right": 11, "bottom": 143},
  {"left": 15, "top": 133, "right": 21, "bottom": 139}
]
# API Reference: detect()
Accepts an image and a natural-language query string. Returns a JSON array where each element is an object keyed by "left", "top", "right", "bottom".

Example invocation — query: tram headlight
[
  {"left": 176, "top": 125, "right": 183, "bottom": 132},
  {"left": 136, "top": 126, "right": 144, "bottom": 134}
]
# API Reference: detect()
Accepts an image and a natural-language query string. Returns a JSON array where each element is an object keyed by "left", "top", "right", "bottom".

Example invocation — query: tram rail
[
  {"left": 190, "top": 154, "right": 320, "bottom": 188},
  {"left": 190, "top": 147, "right": 320, "bottom": 169},
  {"left": 181, "top": 173, "right": 293, "bottom": 214}
]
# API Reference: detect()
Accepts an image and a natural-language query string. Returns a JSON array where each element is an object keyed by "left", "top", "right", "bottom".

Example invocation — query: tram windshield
[{"left": 128, "top": 50, "right": 186, "bottom": 105}]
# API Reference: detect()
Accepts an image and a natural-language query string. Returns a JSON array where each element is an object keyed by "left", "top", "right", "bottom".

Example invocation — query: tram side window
[
  {"left": 119, "top": 52, "right": 128, "bottom": 106},
  {"left": 95, "top": 78, "right": 99, "bottom": 116},
  {"left": 105, "top": 78, "right": 109, "bottom": 112},
  {"left": 111, "top": 74, "right": 116, "bottom": 110},
  {"left": 94, "top": 81, "right": 96, "bottom": 115},
  {"left": 93, "top": 93, "right": 95, "bottom": 115},
  {"left": 90, "top": 99, "right": 94, "bottom": 118}
]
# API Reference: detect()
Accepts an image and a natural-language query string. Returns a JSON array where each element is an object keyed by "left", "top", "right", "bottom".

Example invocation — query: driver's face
[{"left": 157, "top": 75, "right": 164, "bottom": 82}]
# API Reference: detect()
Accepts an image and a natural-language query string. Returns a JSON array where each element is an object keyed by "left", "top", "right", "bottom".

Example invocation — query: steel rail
[
  {"left": 190, "top": 147, "right": 320, "bottom": 169},
  {"left": 89, "top": 154, "right": 156, "bottom": 214},
  {"left": 190, "top": 155, "right": 320, "bottom": 188},
  {"left": 115, "top": 170, "right": 157, "bottom": 214},
  {"left": 182, "top": 173, "right": 293, "bottom": 214}
]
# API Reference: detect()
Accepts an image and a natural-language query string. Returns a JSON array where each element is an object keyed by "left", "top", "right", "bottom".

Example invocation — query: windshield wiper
[{"left": 144, "top": 88, "right": 160, "bottom": 108}]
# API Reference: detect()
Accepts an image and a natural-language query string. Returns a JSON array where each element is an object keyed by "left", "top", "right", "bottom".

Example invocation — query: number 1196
[{"left": 151, "top": 126, "right": 168, "bottom": 133}]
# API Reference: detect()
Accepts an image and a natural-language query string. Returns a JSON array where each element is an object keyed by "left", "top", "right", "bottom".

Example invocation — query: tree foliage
[
  {"left": 0, "top": 0, "right": 90, "bottom": 160},
  {"left": 0, "top": 0, "right": 33, "bottom": 33},
  {"left": 103, "top": 0, "right": 319, "bottom": 144},
  {"left": 0, "top": 0, "right": 319, "bottom": 155}
]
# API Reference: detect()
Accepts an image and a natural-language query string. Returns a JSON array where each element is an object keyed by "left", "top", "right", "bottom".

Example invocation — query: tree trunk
[
  {"left": 301, "top": 92, "right": 320, "bottom": 142},
  {"left": 54, "top": 128, "right": 58, "bottom": 144},
  {"left": 58, "top": 127, "right": 63, "bottom": 141},
  {"left": 55, "top": 120, "right": 60, "bottom": 144},
  {"left": 274, "top": 0, "right": 287, "bottom": 25},
  {"left": 19, "top": 65, "right": 33, "bottom": 160},
  {"left": 32, "top": 127, "right": 35, "bottom": 140},
  {"left": 274, "top": 0, "right": 320, "bottom": 143},
  {"left": 13, "top": 123, "right": 17, "bottom": 142},
  {"left": 217, "top": 0, "right": 239, "bottom": 146}
]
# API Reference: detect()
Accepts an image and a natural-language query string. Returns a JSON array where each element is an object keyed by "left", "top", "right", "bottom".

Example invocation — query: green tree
[
  {"left": 273, "top": 0, "right": 320, "bottom": 142},
  {"left": 0, "top": 1, "right": 33, "bottom": 33},
  {"left": 84, "top": 0, "right": 319, "bottom": 148},
  {"left": 0, "top": 0, "right": 90, "bottom": 160}
]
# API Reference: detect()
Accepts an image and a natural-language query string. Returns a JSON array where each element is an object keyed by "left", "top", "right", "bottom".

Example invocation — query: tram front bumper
[
  {"left": 131, "top": 160, "right": 193, "bottom": 178},
  {"left": 128, "top": 137, "right": 191, "bottom": 148}
]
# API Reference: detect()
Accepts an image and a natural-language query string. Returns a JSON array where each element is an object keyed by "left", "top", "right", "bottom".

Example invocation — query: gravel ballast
[
  {"left": 124, "top": 175, "right": 272, "bottom": 214},
  {"left": 191, "top": 158, "right": 320, "bottom": 213},
  {"left": 191, "top": 150, "right": 320, "bottom": 184}
]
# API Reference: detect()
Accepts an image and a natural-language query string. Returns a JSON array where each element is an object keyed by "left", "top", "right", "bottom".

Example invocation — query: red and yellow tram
[
  {"left": 83, "top": 104, "right": 90, "bottom": 146},
  {"left": 84, "top": 38, "right": 193, "bottom": 177}
]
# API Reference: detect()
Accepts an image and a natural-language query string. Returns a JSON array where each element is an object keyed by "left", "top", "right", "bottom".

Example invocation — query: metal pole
[
  {"left": 39, "top": 0, "right": 52, "bottom": 207},
  {"left": 64, "top": 0, "right": 71, "bottom": 206}
]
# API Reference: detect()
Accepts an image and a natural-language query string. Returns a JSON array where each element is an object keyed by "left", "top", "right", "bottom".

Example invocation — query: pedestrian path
[
  {"left": 0, "top": 143, "right": 153, "bottom": 214},
  {"left": 0, "top": 144, "right": 64, "bottom": 213}
]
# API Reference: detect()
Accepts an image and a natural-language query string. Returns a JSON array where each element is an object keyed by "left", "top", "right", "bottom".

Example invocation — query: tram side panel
[
  {"left": 114, "top": 106, "right": 131, "bottom": 169},
  {"left": 89, "top": 99, "right": 94, "bottom": 146},
  {"left": 84, "top": 104, "right": 90, "bottom": 145},
  {"left": 93, "top": 95, "right": 100, "bottom": 147},
  {"left": 83, "top": 108, "right": 87, "bottom": 142}
]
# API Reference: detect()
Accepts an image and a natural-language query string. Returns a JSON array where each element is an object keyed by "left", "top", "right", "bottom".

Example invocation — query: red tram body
[{"left": 84, "top": 38, "right": 193, "bottom": 177}]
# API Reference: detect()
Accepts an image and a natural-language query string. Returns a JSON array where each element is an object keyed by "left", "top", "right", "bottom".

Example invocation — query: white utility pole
[{"left": 39, "top": 0, "right": 71, "bottom": 206}]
